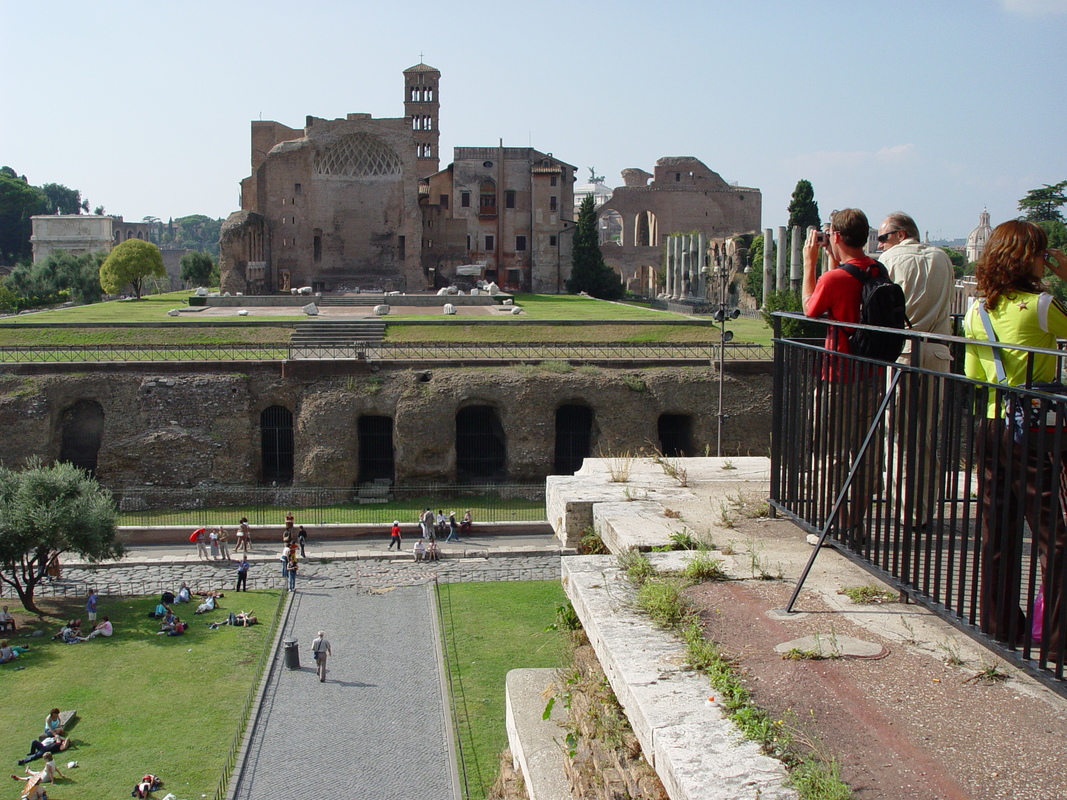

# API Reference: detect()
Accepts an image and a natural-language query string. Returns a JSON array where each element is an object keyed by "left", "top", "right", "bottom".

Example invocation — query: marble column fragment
[
  {"left": 790, "top": 226, "right": 804, "bottom": 293},
  {"left": 762, "top": 228, "right": 773, "bottom": 308},
  {"left": 776, "top": 226, "right": 788, "bottom": 292}
]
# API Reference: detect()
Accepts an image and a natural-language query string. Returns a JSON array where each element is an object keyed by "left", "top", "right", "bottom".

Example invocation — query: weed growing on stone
[
  {"left": 839, "top": 585, "right": 898, "bottom": 604},
  {"left": 898, "top": 614, "right": 919, "bottom": 645},
  {"left": 936, "top": 636, "right": 965, "bottom": 666},
  {"left": 622, "top": 487, "right": 648, "bottom": 502},
  {"left": 668, "top": 528, "right": 697, "bottom": 550},
  {"left": 617, "top": 550, "right": 655, "bottom": 586},
  {"left": 600, "top": 449, "right": 635, "bottom": 483},
  {"left": 966, "top": 657, "right": 1010, "bottom": 684},
  {"left": 682, "top": 552, "right": 726, "bottom": 583},
  {"left": 748, "top": 538, "right": 781, "bottom": 580},
  {"left": 621, "top": 374, "right": 647, "bottom": 392},
  {"left": 578, "top": 526, "right": 608, "bottom": 555},
  {"left": 721, "top": 458, "right": 737, "bottom": 470},
  {"left": 650, "top": 450, "right": 688, "bottom": 487},
  {"left": 544, "top": 602, "right": 582, "bottom": 633},
  {"left": 538, "top": 360, "right": 573, "bottom": 374},
  {"left": 635, "top": 577, "right": 690, "bottom": 628}
]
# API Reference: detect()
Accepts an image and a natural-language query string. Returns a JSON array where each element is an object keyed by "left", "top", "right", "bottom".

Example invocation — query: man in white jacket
[{"left": 877, "top": 211, "right": 955, "bottom": 531}]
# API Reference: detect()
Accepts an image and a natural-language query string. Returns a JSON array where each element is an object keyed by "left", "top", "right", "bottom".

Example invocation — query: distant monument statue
[{"left": 588, "top": 167, "right": 605, "bottom": 184}]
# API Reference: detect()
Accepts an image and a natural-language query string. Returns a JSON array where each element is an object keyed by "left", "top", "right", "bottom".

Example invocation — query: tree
[
  {"left": 0, "top": 459, "right": 122, "bottom": 613},
  {"left": 746, "top": 234, "right": 775, "bottom": 301},
  {"left": 180, "top": 250, "right": 215, "bottom": 287},
  {"left": 787, "top": 179, "right": 821, "bottom": 232},
  {"left": 1037, "top": 219, "right": 1067, "bottom": 250},
  {"left": 1018, "top": 181, "right": 1067, "bottom": 223},
  {"left": 99, "top": 238, "right": 166, "bottom": 299},
  {"left": 40, "top": 183, "right": 87, "bottom": 216},
  {"left": 566, "top": 195, "right": 625, "bottom": 300},
  {"left": 941, "top": 247, "right": 969, "bottom": 279},
  {"left": 0, "top": 171, "right": 47, "bottom": 265}
]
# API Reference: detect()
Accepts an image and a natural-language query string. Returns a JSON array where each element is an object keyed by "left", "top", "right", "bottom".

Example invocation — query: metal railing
[
  {"left": 0, "top": 340, "right": 773, "bottom": 364},
  {"left": 115, "top": 483, "right": 547, "bottom": 528},
  {"left": 770, "top": 313, "right": 1066, "bottom": 692}
]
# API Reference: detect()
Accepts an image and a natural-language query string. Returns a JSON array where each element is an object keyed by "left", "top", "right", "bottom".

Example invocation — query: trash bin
[{"left": 283, "top": 637, "right": 300, "bottom": 669}]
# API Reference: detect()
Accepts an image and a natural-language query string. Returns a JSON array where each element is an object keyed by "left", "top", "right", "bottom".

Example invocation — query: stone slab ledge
[{"left": 562, "top": 555, "right": 795, "bottom": 800}]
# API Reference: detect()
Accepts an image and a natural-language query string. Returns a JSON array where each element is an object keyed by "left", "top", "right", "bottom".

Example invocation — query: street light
[{"left": 714, "top": 242, "right": 740, "bottom": 457}]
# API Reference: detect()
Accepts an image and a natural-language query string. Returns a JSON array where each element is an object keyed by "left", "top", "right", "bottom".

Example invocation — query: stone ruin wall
[{"left": 0, "top": 365, "right": 772, "bottom": 490}]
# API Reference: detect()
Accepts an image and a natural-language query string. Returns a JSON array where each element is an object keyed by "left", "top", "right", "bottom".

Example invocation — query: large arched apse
[
  {"left": 358, "top": 415, "right": 395, "bottom": 483},
  {"left": 455, "top": 405, "right": 506, "bottom": 482},
  {"left": 657, "top": 413, "right": 693, "bottom": 457},
  {"left": 59, "top": 399, "right": 104, "bottom": 475},
  {"left": 554, "top": 404, "right": 593, "bottom": 475},
  {"left": 261, "top": 406, "right": 294, "bottom": 484}
]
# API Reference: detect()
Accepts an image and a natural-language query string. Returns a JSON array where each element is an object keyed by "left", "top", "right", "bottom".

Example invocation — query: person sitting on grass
[
  {"left": 17, "top": 734, "right": 69, "bottom": 765},
  {"left": 0, "top": 605, "right": 16, "bottom": 632},
  {"left": 157, "top": 614, "right": 186, "bottom": 636},
  {"left": 53, "top": 620, "right": 82, "bottom": 644},
  {"left": 175, "top": 582, "right": 192, "bottom": 603},
  {"left": 42, "top": 709, "right": 64, "bottom": 739},
  {"left": 82, "top": 617, "right": 113, "bottom": 640},
  {"left": 0, "top": 641, "right": 20, "bottom": 664},
  {"left": 194, "top": 592, "right": 223, "bottom": 615},
  {"left": 11, "top": 751, "right": 65, "bottom": 784}
]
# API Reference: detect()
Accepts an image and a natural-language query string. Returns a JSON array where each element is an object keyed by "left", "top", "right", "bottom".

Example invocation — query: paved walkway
[{"left": 232, "top": 583, "right": 460, "bottom": 799}]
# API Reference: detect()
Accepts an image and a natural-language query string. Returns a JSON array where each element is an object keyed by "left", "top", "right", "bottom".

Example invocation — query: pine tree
[
  {"left": 566, "top": 195, "right": 624, "bottom": 300},
  {"left": 787, "top": 179, "right": 821, "bottom": 232}
]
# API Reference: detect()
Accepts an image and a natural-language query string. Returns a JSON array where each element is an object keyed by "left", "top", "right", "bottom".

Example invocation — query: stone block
[
  {"left": 167, "top": 309, "right": 180, "bottom": 317},
  {"left": 303, "top": 303, "right": 319, "bottom": 316},
  {"left": 443, "top": 303, "right": 456, "bottom": 315},
  {"left": 374, "top": 305, "right": 390, "bottom": 316}
]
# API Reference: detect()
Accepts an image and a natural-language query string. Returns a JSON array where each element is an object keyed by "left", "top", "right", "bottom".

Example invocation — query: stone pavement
[{"left": 231, "top": 583, "right": 461, "bottom": 800}]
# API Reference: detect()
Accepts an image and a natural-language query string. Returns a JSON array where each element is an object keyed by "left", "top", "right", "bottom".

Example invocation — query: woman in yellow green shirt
[{"left": 963, "top": 219, "right": 1067, "bottom": 655}]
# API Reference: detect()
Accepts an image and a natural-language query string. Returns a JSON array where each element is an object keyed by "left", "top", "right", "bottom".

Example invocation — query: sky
[{"left": 2, "top": 0, "right": 1065, "bottom": 241}]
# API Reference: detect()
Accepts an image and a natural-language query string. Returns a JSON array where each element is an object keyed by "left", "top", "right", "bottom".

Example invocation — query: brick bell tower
[{"left": 403, "top": 62, "right": 441, "bottom": 177}]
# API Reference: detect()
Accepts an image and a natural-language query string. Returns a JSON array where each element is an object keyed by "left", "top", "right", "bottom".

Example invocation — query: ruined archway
[
  {"left": 59, "top": 399, "right": 104, "bottom": 475},
  {"left": 260, "top": 405, "right": 294, "bottom": 484},
  {"left": 657, "top": 413, "right": 693, "bottom": 457},
  {"left": 553, "top": 404, "right": 594, "bottom": 475},
  {"left": 358, "top": 415, "right": 395, "bottom": 484},
  {"left": 455, "top": 405, "right": 507, "bottom": 482}
]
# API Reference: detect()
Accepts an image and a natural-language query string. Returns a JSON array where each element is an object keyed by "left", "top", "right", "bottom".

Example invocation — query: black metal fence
[
  {"left": 0, "top": 341, "right": 772, "bottom": 364},
  {"left": 770, "top": 313, "right": 1066, "bottom": 692},
  {"left": 114, "top": 483, "right": 546, "bottom": 528}
]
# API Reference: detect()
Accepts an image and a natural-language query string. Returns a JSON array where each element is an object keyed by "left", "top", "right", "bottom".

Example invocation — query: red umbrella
[{"left": 189, "top": 528, "right": 206, "bottom": 543}]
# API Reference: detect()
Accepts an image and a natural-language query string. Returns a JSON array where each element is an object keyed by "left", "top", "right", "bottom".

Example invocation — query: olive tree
[{"left": 0, "top": 459, "right": 123, "bottom": 614}]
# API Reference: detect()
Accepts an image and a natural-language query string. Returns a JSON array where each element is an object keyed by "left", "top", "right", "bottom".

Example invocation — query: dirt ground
[{"left": 690, "top": 518, "right": 1067, "bottom": 800}]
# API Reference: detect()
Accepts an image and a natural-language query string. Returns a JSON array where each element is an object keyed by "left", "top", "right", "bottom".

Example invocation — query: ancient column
[
  {"left": 762, "top": 228, "right": 773, "bottom": 308},
  {"left": 776, "top": 226, "right": 788, "bottom": 292},
  {"left": 697, "top": 232, "right": 707, "bottom": 300},
  {"left": 790, "top": 226, "right": 803, "bottom": 293}
]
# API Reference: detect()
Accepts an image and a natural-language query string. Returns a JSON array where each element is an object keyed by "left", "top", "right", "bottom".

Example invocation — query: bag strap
[
  {"left": 839, "top": 263, "right": 868, "bottom": 284},
  {"left": 975, "top": 300, "right": 1009, "bottom": 384}
]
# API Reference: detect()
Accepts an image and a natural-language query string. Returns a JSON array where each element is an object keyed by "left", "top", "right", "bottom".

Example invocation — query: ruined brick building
[
  {"left": 220, "top": 63, "right": 575, "bottom": 295},
  {"left": 596, "top": 158, "right": 761, "bottom": 296}
]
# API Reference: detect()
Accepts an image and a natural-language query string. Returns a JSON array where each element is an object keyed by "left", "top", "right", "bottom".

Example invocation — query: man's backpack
[{"left": 839, "top": 261, "right": 909, "bottom": 362}]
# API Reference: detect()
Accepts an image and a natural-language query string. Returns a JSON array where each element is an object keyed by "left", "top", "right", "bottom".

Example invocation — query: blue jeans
[{"left": 287, "top": 568, "right": 296, "bottom": 590}]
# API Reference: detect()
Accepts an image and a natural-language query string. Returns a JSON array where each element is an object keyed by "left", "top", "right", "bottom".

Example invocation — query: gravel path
[{"left": 232, "top": 583, "right": 460, "bottom": 800}]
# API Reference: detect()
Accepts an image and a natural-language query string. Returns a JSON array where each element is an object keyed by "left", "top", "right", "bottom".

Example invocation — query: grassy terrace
[{"left": 0, "top": 291, "right": 774, "bottom": 349}]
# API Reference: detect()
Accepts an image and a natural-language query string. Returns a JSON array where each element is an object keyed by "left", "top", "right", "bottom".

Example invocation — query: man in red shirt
[{"left": 802, "top": 208, "right": 882, "bottom": 546}]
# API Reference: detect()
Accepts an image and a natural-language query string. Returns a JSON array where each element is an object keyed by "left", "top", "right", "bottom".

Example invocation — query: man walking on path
[{"left": 311, "top": 630, "right": 331, "bottom": 682}]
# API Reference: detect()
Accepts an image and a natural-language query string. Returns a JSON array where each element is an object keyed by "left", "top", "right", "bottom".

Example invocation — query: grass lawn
[
  {"left": 0, "top": 590, "right": 284, "bottom": 799},
  {"left": 0, "top": 292, "right": 774, "bottom": 349},
  {"left": 118, "top": 496, "right": 545, "bottom": 528},
  {"left": 438, "top": 580, "right": 569, "bottom": 800}
]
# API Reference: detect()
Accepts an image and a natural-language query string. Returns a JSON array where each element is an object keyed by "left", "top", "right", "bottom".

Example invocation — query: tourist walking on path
[
  {"left": 297, "top": 525, "right": 307, "bottom": 557},
  {"left": 445, "top": 511, "right": 460, "bottom": 543},
  {"left": 388, "top": 520, "right": 403, "bottom": 551},
  {"left": 286, "top": 555, "right": 299, "bottom": 592},
  {"left": 311, "top": 630, "right": 331, "bottom": 682},
  {"left": 237, "top": 517, "right": 251, "bottom": 552}
]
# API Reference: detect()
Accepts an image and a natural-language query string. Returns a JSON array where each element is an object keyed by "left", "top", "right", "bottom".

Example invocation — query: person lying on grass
[
  {"left": 208, "top": 611, "right": 257, "bottom": 629},
  {"left": 11, "top": 751, "right": 65, "bottom": 784},
  {"left": 194, "top": 592, "right": 224, "bottom": 614},
  {"left": 17, "top": 734, "right": 70, "bottom": 764}
]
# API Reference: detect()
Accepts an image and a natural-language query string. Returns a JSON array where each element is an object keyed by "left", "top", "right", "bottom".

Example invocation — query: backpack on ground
[{"left": 839, "top": 261, "right": 909, "bottom": 362}]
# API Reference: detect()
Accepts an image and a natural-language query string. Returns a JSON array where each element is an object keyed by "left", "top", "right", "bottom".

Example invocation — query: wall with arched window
[
  {"left": 358, "top": 415, "right": 395, "bottom": 483},
  {"left": 553, "top": 404, "right": 594, "bottom": 475},
  {"left": 657, "top": 413, "right": 693, "bottom": 457}
]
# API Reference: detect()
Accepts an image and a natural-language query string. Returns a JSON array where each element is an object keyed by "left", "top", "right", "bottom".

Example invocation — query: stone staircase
[{"left": 289, "top": 319, "right": 386, "bottom": 357}]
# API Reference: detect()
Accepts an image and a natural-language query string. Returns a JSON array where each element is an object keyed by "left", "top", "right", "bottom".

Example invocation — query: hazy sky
[{"left": 3, "top": 0, "right": 1064, "bottom": 240}]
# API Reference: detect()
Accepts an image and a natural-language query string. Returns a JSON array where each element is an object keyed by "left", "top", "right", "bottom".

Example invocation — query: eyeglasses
[{"left": 877, "top": 231, "right": 900, "bottom": 243}]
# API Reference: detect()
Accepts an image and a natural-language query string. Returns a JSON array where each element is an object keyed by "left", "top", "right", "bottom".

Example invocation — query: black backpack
[{"left": 839, "top": 261, "right": 909, "bottom": 362}]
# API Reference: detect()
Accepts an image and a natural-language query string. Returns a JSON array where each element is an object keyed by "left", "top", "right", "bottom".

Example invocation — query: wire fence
[
  {"left": 115, "top": 483, "right": 547, "bottom": 528},
  {"left": 0, "top": 340, "right": 772, "bottom": 364}
]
